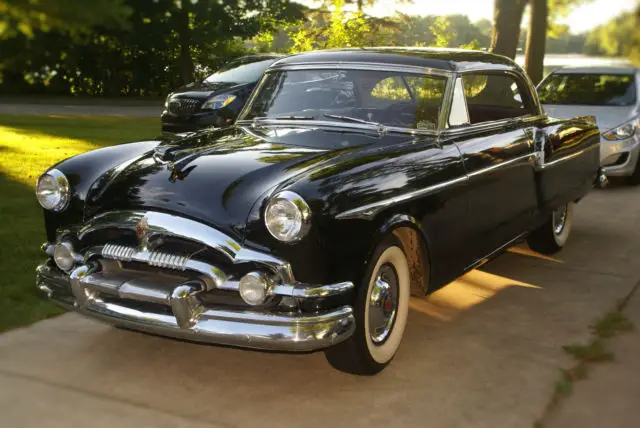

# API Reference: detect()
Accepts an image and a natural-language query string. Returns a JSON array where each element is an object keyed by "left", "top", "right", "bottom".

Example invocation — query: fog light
[
  {"left": 53, "top": 242, "right": 76, "bottom": 272},
  {"left": 239, "top": 272, "right": 271, "bottom": 306}
]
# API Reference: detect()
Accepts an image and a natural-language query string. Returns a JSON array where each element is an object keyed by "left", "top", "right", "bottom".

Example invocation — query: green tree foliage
[
  {"left": 0, "top": 0, "right": 304, "bottom": 95},
  {"left": 393, "top": 14, "right": 489, "bottom": 48},
  {"left": 0, "top": 0, "right": 132, "bottom": 37},
  {"left": 584, "top": 10, "right": 637, "bottom": 59},
  {"left": 288, "top": 0, "right": 384, "bottom": 52}
]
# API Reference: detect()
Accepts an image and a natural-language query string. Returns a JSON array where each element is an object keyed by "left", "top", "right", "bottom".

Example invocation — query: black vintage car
[
  {"left": 161, "top": 54, "right": 284, "bottom": 133},
  {"left": 36, "top": 48, "right": 605, "bottom": 375}
]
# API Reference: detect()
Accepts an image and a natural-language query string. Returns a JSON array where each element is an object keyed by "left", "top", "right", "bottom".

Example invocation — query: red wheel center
[{"left": 383, "top": 296, "right": 392, "bottom": 314}]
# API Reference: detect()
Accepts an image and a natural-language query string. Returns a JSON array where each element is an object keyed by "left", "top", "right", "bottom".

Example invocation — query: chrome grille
[
  {"left": 102, "top": 243, "right": 190, "bottom": 271},
  {"left": 167, "top": 97, "right": 201, "bottom": 116}
]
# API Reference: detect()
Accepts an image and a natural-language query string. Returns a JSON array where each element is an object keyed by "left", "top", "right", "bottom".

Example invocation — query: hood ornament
[{"left": 135, "top": 216, "right": 150, "bottom": 251}]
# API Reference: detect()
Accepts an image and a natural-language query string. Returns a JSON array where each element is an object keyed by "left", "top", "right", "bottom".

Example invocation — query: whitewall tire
[
  {"left": 527, "top": 203, "right": 574, "bottom": 254},
  {"left": 325, "top": 235, "right": 410, "bottom": 375}
]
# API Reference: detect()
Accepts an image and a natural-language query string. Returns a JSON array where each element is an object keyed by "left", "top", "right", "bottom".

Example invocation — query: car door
[{"left": 449, "top": 72, "right": 539, "bottom": 265}]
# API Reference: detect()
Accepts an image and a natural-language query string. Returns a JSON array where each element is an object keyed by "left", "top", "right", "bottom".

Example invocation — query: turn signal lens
[
  {"left": 53, "top": 242, "right": 76, "bottom": 272},
  {"left": 239, "top": 272, "right": 271, "bottom": 306}
]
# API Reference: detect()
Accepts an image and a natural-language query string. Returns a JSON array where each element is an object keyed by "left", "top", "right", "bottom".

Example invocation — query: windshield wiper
[
  {"left": 322, "top": 114, "right": 388, "bottom": 136},
  {"left": 253, "top": 115, "right": 315, "bottom": 121}
]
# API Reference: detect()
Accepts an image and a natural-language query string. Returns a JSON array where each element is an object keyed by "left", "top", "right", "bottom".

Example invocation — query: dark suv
[{"left": 161, "top": 54, "right": 285, "bottom": 133}]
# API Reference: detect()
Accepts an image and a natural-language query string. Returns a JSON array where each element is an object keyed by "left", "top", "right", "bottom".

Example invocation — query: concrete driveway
[{"left": 1, "top": 184, "right": 639, "bottom": 428}]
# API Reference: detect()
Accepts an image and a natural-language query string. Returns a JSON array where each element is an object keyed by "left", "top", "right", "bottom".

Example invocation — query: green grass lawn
[{"left": 0, "top": 114, "right": 159, "bottom": 332}]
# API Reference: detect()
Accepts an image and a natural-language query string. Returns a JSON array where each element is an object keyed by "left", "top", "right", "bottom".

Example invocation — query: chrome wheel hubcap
[
  {"left": 552, "top": 205, "right": 568, "bottom": 235},
  {"left": 368, "top": 263, "right": 399, "bottom": 344}
]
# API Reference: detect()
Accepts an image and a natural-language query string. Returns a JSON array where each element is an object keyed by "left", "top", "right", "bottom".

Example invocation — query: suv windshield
[
  {"left": 538, "top": 73, "right": 637, "bottom": 106},
  {"left": 241, "top": 69, "right": 448, "bottom": 130},
  {"left": 204, "top": 57, "right": 278, "bottom": 84}
]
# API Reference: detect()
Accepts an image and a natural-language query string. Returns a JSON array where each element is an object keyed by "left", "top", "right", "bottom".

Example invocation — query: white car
[{"left": 538, "top": 66, "right": 640, "bottom": 183}]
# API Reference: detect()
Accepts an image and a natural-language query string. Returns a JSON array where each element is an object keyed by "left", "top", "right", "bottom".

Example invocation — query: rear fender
[{"left": 533, "top": 117, "right": 600, "bottom": 213}]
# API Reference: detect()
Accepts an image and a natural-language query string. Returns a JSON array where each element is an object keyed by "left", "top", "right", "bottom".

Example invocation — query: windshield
[
  {"left": 538, "top": 73, "right": 637, "bottom": 106},
  {"left": 204, "top": 57, "right": 278, "bottom": 84},
  {"left": 240, "top": 69, "right": 448, "bottom": 130}
]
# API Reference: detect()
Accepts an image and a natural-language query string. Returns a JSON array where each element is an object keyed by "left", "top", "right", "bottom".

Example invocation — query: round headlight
[
  {"left": 53, "top": 242, "right": 76, "bottom": 272},
  {"left": 264, "top": 191, "right": 311, "bottom": 242},
  {"left": 36, "top": 169, "right": 70, "bottom": 211},
  {"left": 239, "top": 272, "right": 271, "bottom": 306}
]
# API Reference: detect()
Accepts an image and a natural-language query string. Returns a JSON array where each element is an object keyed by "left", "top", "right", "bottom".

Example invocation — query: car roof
[
  {"left": 272, "top": 47, "right": 520, "bottom": 73},
  {"left": 234, "top": 53, "right": 287, "bottom": 61},
  {"left": 550, "top": 66, "right": 638, "bottom": 75}
]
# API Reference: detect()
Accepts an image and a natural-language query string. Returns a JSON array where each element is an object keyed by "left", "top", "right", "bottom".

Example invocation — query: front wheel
[
  {"left": 325, "top": 235, "right": 410, "bottom": 375},
  {"left": 527, "top": 203, "right": 574, "bottom": 254}
]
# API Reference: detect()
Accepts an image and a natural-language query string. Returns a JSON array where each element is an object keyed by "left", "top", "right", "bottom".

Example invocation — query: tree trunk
[
  {"left": 176, "top": 3, "right": 194, "bottom": 85},
  {"left": 524, "top": 0, "right": 548, "bottom": 84},
  {"left": 490, "top": 0, "right": 528, "bottom": 59}
]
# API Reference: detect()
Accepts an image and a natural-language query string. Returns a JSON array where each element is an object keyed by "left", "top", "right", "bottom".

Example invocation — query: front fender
[{"left": 42, "top": 141, "right": 160, "bottom": 241}]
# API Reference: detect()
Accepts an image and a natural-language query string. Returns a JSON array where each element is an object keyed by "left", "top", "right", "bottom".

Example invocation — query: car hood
[
  {"left": 542, "top": 104, "right": 637, "bottom": 132},
  {"left": 170, "top": 81, "right": 250, "bottom": 99},
  {"left": 83, "top": 126, "right": 396, "bottom": 241}
]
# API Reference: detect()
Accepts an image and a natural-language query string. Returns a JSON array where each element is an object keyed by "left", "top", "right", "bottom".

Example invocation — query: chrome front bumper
[
  {"left": 37, "top": 263, "right": 355, "bottom": 352},
  {"left": 37, "top": 210, "right": 356, "bottom": 352}
]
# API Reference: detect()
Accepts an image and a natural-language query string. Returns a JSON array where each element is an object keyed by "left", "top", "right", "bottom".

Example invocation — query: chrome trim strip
[
  {"left": 467, "top": 153, "right": 535, "bottom": 178},
  {"left": 535, "top": 144, "right": 600, "bottom": 170},
  {"left": 268, "top": 61, "right": 453, "bottom": 77},
  {"left": 336, "top": 153, "right": 536, "bottom": 220},
  {"left": 211, "top": 279, "right": 355, "bottom": 298},
  {"left": 442, "top": 114, "right": 546, "bottom": 137},
  {"left": 336, "top": 175, "right": 469, "bottom": 220},
  {"left": 237, "top": 119, "right": 439, "bottom": 137}
]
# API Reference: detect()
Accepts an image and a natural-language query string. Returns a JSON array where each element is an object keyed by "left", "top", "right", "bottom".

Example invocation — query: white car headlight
[
  {"left": 36, "top": 169, "right": 70, "bottom": 212},
  {"left": 264, "top": 191, "right": 311, "bottom": 243},
  {"left": 602, "top": 119, "right": 638, "bottom": 141},
  {"left": 201, "top": 94, "right": 237, "bottom": 110}
]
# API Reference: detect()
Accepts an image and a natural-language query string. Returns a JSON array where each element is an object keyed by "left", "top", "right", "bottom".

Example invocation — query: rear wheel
[
  {"left": 325, "top": 235, "right": 410, "bottom": 375},
  {"left": 527, "top": 203, "right": 573, "bottom": 254}
]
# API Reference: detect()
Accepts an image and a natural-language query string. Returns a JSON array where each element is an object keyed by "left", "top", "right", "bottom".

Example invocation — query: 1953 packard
[{"left": 35, "top": 48, "right": 604, "bottom": 375}]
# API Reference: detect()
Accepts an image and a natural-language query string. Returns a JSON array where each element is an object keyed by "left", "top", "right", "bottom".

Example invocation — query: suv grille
[{"left": 167, "top": 97, "right": 202, "bottom": 116}]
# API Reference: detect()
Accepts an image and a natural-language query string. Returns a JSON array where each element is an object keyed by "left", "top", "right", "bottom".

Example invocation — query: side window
[
  {"left": 358, "top": 74, "right": 446, "bottom": 130},
  {"left": 404, "top": 76, "right": 447, "bottom": 130},
  {"left": 368, "top": 76, "right": 412, "bottom": 106},
  {"left": 462, "top": 73, "right": 535, "bottom": 124}
]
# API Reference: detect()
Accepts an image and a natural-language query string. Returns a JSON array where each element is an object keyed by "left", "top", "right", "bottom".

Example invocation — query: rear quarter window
[{"left": 461, "top": 73, "right": 536, "bottom": 124}]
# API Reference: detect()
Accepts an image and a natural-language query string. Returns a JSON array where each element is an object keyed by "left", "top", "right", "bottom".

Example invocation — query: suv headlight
[
  {"left": 36, "top": 169, "right": 70, "bottom": 211},
  {"left": 264, "top": 191, "right": 311, "bottom": 243},
  {"left": 602, "top": 119, "right": 638, "bottom": 141},
  {"left": 201, "top": 94, "right": 237, "bottom": 110}
]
